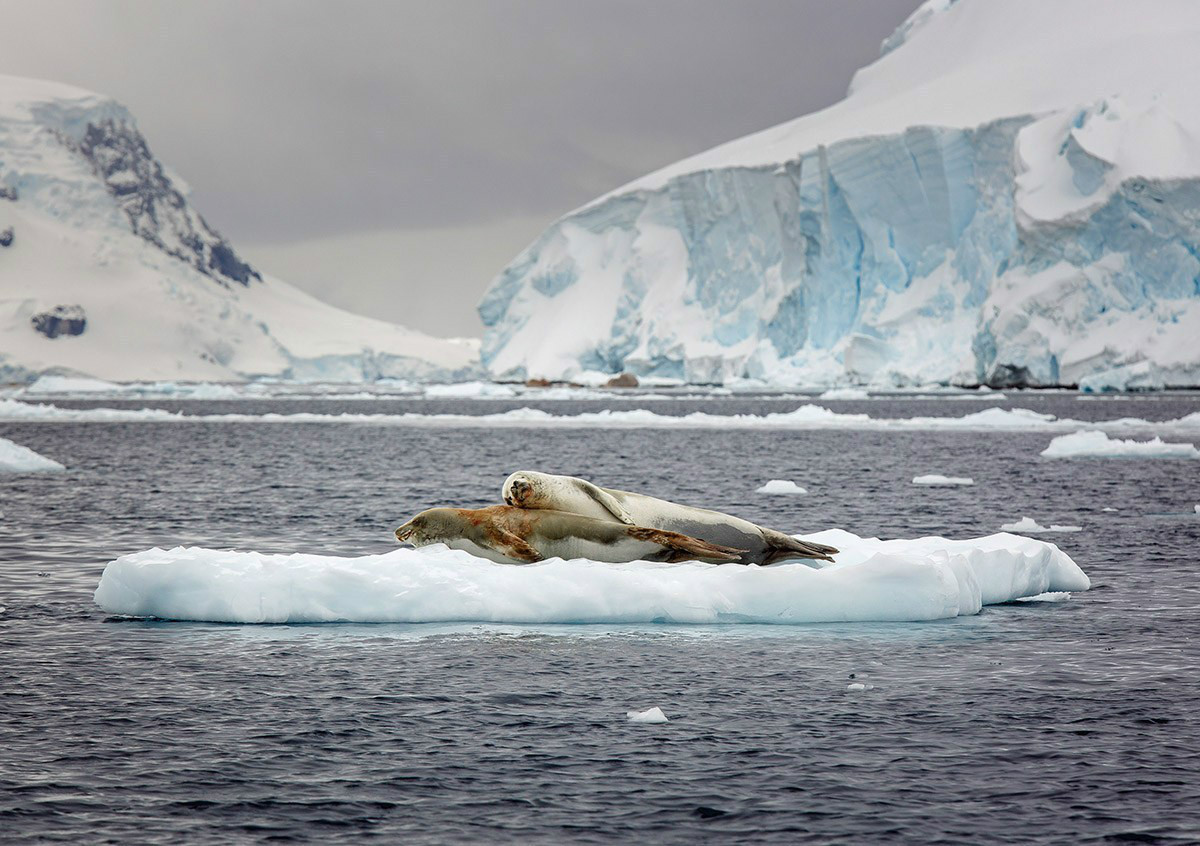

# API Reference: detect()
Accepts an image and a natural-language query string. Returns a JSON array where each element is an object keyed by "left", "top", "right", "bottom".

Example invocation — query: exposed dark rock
[
  {"left": 71, "top": 119, "right": 259, "bottom": 287},
  {"left": 31, "top": 305, "right": 87, "bottom": 338},
  {"left": 604, "top": 372, "right": 639, "bottom": 388},
  {"left": 525, "top": 378, "right": 553, "bottom": 388},
  {"left": 984, "top": 363, "right": 1037, "bottom": 389},
  {"left": 0, "top": 226, "right": 12, "bottom": 247},
  {"left": 0, "top": 184, "right": 17, "bottom": 201}
]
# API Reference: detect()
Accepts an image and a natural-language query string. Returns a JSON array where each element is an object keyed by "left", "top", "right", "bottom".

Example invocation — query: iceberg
[
  {"left": 479, "top": 0, "right": 1200, "bottom": 389},
  {"left": 93, "top": 529, "right": 1090, "bottom": 625},
  {"left": 0, "top": 436, "right": 64, "bottom": 473},
  {"left": 1041, "top": 430, "right": 1200, "bottom": 458}
]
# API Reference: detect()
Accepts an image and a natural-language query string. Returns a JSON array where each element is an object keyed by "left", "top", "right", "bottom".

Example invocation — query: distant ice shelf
[
  {"left": 479, "top": 0, "right": 1200, "bottom": 390},
  {"left": 93, "top": 529, "right": 1090, "bottom": 625}
]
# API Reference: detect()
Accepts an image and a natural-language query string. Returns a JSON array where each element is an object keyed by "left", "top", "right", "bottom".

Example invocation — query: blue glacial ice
[{"left": 479, "top": 0, "right": 1200, "bottom": 389}]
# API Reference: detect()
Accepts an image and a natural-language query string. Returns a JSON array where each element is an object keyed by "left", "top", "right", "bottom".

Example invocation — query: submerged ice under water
[{"left": 2, "top": 392, "right": 1199, "bottom": 843}]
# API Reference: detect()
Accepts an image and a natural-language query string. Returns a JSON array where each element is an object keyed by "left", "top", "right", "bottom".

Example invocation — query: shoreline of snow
[{"left": 93, "top": 529, "right": 1090, "bottom": 625}]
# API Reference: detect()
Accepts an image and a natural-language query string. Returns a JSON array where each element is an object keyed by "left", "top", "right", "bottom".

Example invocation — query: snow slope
[
  {"left": 0, "top": 76, "right": 478, "bottom": 383},
  {"left": 479, "top": 0, "right": 1200, "bottom": 388},
  {"left": 93, "top": 529, "right": 1090, "bottom": 624}
]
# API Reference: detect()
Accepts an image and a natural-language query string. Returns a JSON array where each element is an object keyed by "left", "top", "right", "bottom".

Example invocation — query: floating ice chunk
[
  {"left": 1195, "top": 504, "right": 1200, "bottom": 515},
  {"left": 1041, "top": 430, "right": 1200, "bottom": 459},
  {"left": 626, "top": 707, "right": 669, "bottom": 724},
  {"left": 755, "top": 480, "right": 807, "bottom": 495},
  {"left": 846, "top": 683, "right": 873, "bottom": 691},
  {"left": 818, "top": 387, "right": 869, "bottom": 400},
  {"left": 0, "top": 437, "right": 65, "bottom": 473},
  {"left": 912, "top": 475, "right": 974, "bottom": 486},
  {"left": 93, "top": 529, "right": 1090, "bottom": 625},
  {"left": 1000, "top": 517, "right": 1083, "bottom": 534}
]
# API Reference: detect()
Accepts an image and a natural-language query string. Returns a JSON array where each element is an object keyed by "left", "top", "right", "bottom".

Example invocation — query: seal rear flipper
[
  {"left": 626, "top": 526, "right": 745, "bottom": 563},
  {"left": 581, "top": 481, "right": 636, "bottom": 525}
]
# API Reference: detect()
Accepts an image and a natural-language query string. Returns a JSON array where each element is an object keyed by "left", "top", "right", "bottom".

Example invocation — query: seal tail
[
  {"left": 626, "top": 526, "right": 746, "bottom": 564},
  {"left": 760, "top": 528, "right": 839, "bottom": 565}
]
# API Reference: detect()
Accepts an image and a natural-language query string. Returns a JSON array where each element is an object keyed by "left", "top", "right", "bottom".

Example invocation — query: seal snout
[{"left": 395, "top": 522, "right": 415, "bottom": 542}]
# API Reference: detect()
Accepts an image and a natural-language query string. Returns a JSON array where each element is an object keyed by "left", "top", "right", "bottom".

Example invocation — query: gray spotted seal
[
  {"left": 502, "top": 471, "right": 838, "bottom": 565},
  {"left": 395, "top": 505, "right": 744, "bottom": 565}
]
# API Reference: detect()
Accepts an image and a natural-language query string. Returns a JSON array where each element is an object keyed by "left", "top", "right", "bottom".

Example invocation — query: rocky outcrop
[
  {"left": 31, "top": 305, "right": 87, "bottom": 338},
  {"left": 74, "top": 119, "right": 259, "bottom": 287}
]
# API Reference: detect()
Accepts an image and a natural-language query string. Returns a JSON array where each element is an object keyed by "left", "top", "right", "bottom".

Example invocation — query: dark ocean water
[{"left": 2, "top": 393, "right": 1199, "bottom": 844}]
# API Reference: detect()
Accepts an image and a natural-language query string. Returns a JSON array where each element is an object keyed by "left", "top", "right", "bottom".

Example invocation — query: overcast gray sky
[{"left": 0, "top": 0, "right": 919, "bottom": 337}]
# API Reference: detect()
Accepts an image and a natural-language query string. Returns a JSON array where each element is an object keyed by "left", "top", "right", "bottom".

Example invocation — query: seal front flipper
[
  {"left": 490, "top": 530, "right": 544, "bottom": 564},
  {"left": 581, "top": 481, "right": 636, "bottom": 525},
  {"left": 626, "top": 526, "right": 745, "bottom": 564}
]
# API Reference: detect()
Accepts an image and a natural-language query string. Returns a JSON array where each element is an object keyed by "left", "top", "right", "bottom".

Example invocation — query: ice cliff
[
  {"left": 0, "top": 76, "right": 478, "bottom": 383},
  {"left": 479, "top": 0, "right": 1200, "bottom": 388}
]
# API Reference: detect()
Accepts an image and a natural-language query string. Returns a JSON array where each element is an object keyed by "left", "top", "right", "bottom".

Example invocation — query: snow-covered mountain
[
  {"left": 479, "top": 0, "right": 1200, "bottom": 389},
  {"left": 0, "top": 76, "right": 478, "bottom": 383}
]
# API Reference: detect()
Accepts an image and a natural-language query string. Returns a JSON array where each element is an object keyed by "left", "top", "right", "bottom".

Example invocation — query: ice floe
[
  {"left": 626, "top": 707, "right": 669, "bottom": 724},
  {"left": 0, "top": 436, "right": 65, "bottom": 473},
  {"left": 6, "top": 398, "right": 1200, "bottom": 433},
  {"left": 999, "top": 517, "right": 1083, "bottom": 534},
  {"left": 817, "top": 387, "right": 869, "bottom": 400},
  {"left": 912, "top": 475, "right": 974, "bottom": 486},
  {"left": 755, "top": 480, "right": 807, "bottom": 494},
  {"left": 93, "top": 529, "right": 1090, "bottom": 625},
  {"left": 1041, "top": 430, "right": 1200, "bottom": 458}
]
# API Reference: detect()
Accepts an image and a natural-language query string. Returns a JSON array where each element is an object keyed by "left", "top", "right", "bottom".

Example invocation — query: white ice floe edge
[
  {"left": 93, "top": 528, "right": 1090, "bottom": 625},
  {"left": 5, "top": 399, "right": 1199, "bottom": 433}
]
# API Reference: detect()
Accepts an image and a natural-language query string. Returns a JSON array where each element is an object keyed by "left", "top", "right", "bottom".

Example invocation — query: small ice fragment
[
  {"left": 1102, "top": 507, "right": 1119, "bottom": 512},
  {"left": 626, "top": 707, "right": 669, "bottom": 724},
  {"left": 846, "top": 682, "right": 873, "bottom": 691},
  {"left": 756, "top": 479, "right": 807, "bottom": 495},
  {"left": 1000, "top": 517, "right": 1082, "bottom": 534},
  {"left": 912, "top": 474, "right": 974, "bottom": 486},
  {"left": 1194, "top": 504, "right": 1200, "bottom": 515}
]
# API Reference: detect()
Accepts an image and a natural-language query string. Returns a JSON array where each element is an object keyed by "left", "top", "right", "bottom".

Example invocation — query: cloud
[{"left": 0, "top": 0, "right": 920, "bottom": 334}]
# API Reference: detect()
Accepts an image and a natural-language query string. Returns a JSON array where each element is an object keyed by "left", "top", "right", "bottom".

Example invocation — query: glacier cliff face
[
  {"left": 0, "top": 76, "right": 478, "bottom": 383},
  {"left": 480, "top": 0, "right": 1200, "bottom": 388}
]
